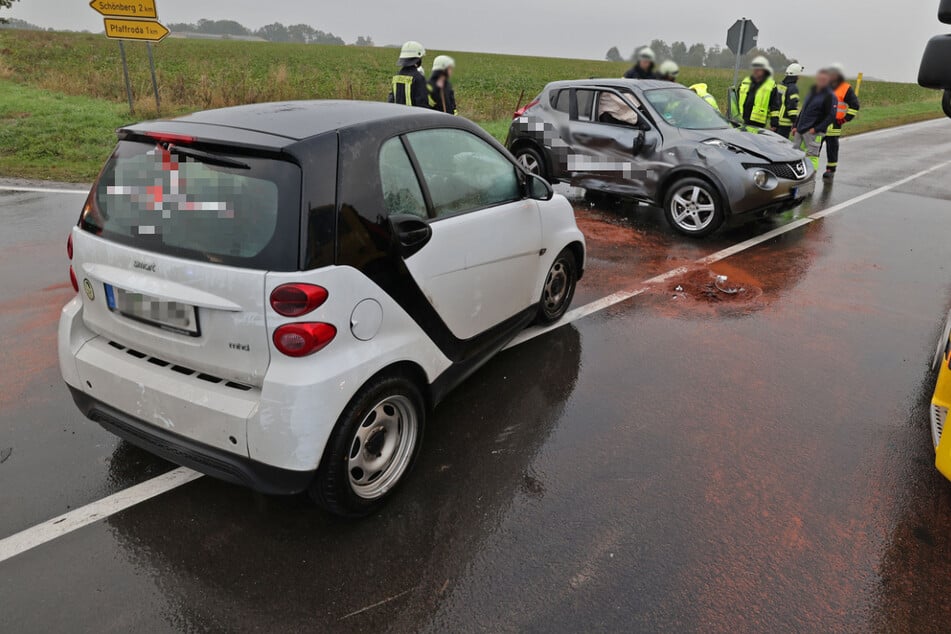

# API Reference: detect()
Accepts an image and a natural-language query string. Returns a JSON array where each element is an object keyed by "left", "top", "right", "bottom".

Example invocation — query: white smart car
[{"left": 59, "top": 101, "right": 585, "bottom": 516}]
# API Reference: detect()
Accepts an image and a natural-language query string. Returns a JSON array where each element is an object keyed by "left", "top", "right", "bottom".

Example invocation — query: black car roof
[{"left": 121, "top": 100, "right": 457, "bottom": 146}]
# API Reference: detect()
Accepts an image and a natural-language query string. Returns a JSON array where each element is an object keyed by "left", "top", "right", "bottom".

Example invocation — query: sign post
[
  {"left": 726, "top": 18, "right": 759, "bottom": 88},
  {"left": 147, "top": 43, "right": 161, "bottom": 113},
  {"left": 118, "top": 40, "right": 134, "bottom": 114},
  {"left": 89, "top": 0, "right": 167, "bottom": 114}
]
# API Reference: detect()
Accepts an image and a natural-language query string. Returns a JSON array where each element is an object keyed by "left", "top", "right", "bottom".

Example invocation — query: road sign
[
  {"left": 727, "top": 19, "right": 759, "bottom": 56},
  {"left": 103, "top": 18, "right": 169, "bottom": 42},
  {"left": 89, "top": 0, "right": 157, "bottom": 19}
]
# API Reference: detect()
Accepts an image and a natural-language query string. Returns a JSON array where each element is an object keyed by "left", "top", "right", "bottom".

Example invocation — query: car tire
[
  {"left": 536, "top": 248, "right": 578, "bottom": 325},
  {"left": 663, "top": 177, "right": 725, "bottom": 238},
  {"left": 310, "top": 372, "right": 426, "bottom": 518},
  {"left": 514, "top": 146, "right": 548, "bottom": 180}
]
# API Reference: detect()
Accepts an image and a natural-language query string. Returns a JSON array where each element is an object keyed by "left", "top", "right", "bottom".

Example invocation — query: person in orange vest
[{"left": 823, "top": 62, "right": 860, "bottom": 180}]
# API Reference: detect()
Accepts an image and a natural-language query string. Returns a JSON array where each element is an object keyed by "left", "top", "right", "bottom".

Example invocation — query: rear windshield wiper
[{"left": 168, "top": 145, "right": 250, "bottom": 170}]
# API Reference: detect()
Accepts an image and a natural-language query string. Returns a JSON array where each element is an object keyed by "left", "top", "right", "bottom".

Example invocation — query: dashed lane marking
[
  {"left": 0, "top": 468, "right": 202, "bottom": 563},
  {"left": 0, "top": 186, "right": 88, "bottom": 195}
]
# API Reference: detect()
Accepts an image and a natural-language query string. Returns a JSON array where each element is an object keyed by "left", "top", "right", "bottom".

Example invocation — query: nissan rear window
[{"left": 80, "top": 140, "right": 302, "bottom": 270}]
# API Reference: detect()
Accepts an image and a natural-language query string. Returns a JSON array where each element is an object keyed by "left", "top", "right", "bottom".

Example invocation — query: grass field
[{"left": 0, "top": 29, "right": 943, "bottom": 181}]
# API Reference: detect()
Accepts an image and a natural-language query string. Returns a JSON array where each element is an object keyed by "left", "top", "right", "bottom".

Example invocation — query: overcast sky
[{"left": 8, "top": 0, "right": 944, "bottom": 81}]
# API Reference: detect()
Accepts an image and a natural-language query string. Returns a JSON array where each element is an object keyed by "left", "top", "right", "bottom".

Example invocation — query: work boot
[{"left": 822, "top": 169, "right": 836, "bottom": 181}]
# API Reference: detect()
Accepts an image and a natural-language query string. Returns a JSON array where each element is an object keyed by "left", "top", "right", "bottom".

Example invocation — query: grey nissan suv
[{"left": 507, "top": 79, "right": 815, "bottom": 237}]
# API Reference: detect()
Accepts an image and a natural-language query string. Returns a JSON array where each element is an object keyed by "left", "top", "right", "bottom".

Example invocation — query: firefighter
[
  {"left": 690, "top": 83, "right": 720, "bottom": 110},
  {"left": 823, "top": 62, "right": 860, "bottom": 179},
  {"left": 387, "top": 41, "right": 429, "bottom": 108},
  {"left": 791, "top": 68, "right": 837, "bottom": 172},
  {"left": 429, "top": 55, "right": 457, "bottom": 114},
  {"left": 777, "top": 63, "right": 804, "bottom": 139},
  {"left": 624, "top": 47, "right": 656, "bottom": 80},
  {"left": 656, "top": 60, "right": 680, "bottom": 83},
  {"left": 735, "top": 56, "right": 781, "bottom": 132}
]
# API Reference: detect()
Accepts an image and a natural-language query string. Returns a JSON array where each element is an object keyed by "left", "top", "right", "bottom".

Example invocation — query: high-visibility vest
[
  {"left": 690, "top": 83, "right": 719, "bottom": 111},
  {"left": 834, "top": 82, "right": 851, "bottom": 124},
  {"left": 738, "top": 76, "right": 776, "bottom": 126},
  {"left": 777, "top": 84, "right": 801, "bottom": 127},
  {"left": 392, "top": 74, "right": 415, "bottom": 106}
]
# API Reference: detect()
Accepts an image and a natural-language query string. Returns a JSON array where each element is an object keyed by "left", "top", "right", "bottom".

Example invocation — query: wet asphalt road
[{"left": 4, "top": 120, "right": 951, "bottom": 631}]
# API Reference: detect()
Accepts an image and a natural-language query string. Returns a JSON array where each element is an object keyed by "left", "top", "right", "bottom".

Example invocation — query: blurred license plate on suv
[{"left": 104, "top": 284, "right": 199, "bottom": 336}]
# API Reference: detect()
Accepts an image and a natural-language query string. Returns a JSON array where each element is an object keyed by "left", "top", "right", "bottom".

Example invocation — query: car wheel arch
[
  {"left": 565, "top": 240, "right": 586, "bottom": 280},
  {"left": 359, "top": 360, "right": 433, "bottom": 412},
  {"left": 511, "top": 139, "right": 551, "bottom": 177},
  {"left": 658, "top": 168, "right": 732, "bottom": 216}
]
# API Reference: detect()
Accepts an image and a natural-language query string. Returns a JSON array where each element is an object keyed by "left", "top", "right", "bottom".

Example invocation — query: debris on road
[{"left": 649, "top": 264, "right": 767, "bottom": 318}]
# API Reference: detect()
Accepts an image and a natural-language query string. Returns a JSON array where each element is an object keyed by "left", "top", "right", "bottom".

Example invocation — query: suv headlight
[{"left": 751, "top": 169, "right": 777, "bottom": 190}]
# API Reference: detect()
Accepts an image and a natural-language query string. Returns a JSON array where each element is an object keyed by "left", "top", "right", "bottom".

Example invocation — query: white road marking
[
  {"left": 1, "top": 156, "right": 949, "bottom": 565},
  {"left": 0, "top": 468, "right": 202, "bottom": 563},
  {"left": 0, "top": 186, "right": 88, "bottom": 195}
]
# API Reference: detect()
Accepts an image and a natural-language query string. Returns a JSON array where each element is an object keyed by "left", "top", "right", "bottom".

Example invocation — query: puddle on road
[
  {"left": 572, "top": 202, "right": 825, "bottom": 318},
  {"left": 653, "top": 264, "right": 768, "bottom": 319}
]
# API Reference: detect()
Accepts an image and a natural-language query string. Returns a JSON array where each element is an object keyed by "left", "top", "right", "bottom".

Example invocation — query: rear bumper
[{"left": 69, "top": 386, "right": 314, "bottom": 495}]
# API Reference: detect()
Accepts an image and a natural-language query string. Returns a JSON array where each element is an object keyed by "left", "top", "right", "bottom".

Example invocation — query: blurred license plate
[
  {"left": 793, "top": 179, "right": 816, "bottom": 198},
  {"left": 104, "top": 284, "right": 199, "bottom": 336}
]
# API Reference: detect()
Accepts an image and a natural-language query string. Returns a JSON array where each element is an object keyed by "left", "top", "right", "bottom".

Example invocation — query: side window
[
  {"left": 552, "top": 89, "right": 570, "bottom": 114},
  {"left": 576, "top": 90, "right": 596, "bottom": 121},
  {"left": 406, "top": 129, "right": 521, "bottom": 219},
  {"left": 595, "top": 91, "right": 641, "bottom": 127},
  {"left": 379, "top": 137, "right": 428, "bottom": 219}
]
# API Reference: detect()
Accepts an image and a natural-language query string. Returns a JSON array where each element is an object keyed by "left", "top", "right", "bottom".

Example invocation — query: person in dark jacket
[
  {"left": 624, "top": 47, "right": 656, "bottom": 80},
  {"left": 776, "top": 63, "right": 804, "bottom": 139},
  {"left": 429, "top": 55, "right": 457, "bottom": 114},
  {"left": 822, "top": 62, "right": 861, "bottom": 179},
  {"left": 791, "top": 68, "right": 837, "bottom": 171},
  {"left": 387, "top": 41, "right": 429, "bottom": 108}
]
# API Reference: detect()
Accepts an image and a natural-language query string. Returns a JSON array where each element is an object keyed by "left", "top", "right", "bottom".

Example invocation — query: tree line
[
  {"left": 606, "top": 39, "right": 797, "bottom": 72},
  {"left": 165, "top": 19, "right": 374, "bottom": 46},
  {"left": 0, "top": 0, "right": 20, "bottom": 24}
]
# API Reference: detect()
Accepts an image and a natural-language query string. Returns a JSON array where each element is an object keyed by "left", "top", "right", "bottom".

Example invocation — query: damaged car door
[{"left": 566, "top": 87, "right": 660, "bottom": 200}]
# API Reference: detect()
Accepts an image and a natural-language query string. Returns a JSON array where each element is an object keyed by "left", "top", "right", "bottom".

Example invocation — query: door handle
[
  {"left": 389, "top": 215, "right": 433, "bottom": 258},
  {"left": 399, "top": 227, "right": 431, "bottom": 246}
]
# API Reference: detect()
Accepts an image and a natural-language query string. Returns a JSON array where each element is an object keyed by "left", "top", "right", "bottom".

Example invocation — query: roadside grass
[
  {"left": 0, "top": 81, "right": 134, "bottom": 181},
  {"left": 0, "top": 29, "right": 943, "bottom": 181}
]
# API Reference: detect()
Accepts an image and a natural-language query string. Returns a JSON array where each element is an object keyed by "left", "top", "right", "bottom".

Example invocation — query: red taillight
[
  {"left": 273, "top": 323, "right": 336, "bottom": 357},
  {"left": 270, "top": 284, "right": 329, "bottom": 317},
  {"left": 69, "top": 266, "right": 79, "bottom": 293},
  {"left": 146, "top": 132, "right": 195, "bottom": 144},
  {"left": 67, "top": 233, "right": 73, "bottom": 260},
  {"left": 514, "top": 99, "right": 539, "bottom": 118}
]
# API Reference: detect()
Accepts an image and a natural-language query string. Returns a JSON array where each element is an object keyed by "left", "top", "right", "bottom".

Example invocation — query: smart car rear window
[{"left": 81, "top": 140, "right": 302, "bottom": 270}]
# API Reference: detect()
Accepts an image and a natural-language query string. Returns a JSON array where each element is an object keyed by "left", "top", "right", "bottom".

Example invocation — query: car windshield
[{"left": 643, "top": 87, "right": 731, "bottom": 130}]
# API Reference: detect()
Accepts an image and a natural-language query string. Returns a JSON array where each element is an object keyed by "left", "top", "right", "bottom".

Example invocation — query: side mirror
[
  {"left": 919, "top": 34, "right": 951, "bottom": 90},
  {"left": 526, "top": 173, "right": 554, "bottom": 201},
  {"left": 632, "top": 130, "right": 646, "bottom": 155}
]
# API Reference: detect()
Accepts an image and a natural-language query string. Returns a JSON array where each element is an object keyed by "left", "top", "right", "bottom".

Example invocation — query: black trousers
[
  {"left": 776, "top": 125, "right": 792, "bottom": 139},
  {"left": 825, "top": 136, "right": 840, "bottom": 169}
]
